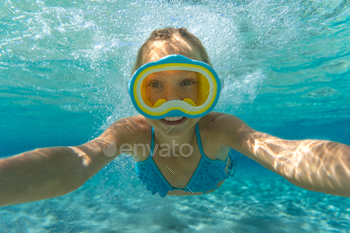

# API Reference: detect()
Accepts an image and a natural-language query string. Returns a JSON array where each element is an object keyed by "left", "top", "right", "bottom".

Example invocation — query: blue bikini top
[{"left": 135, "top": 123, "right": 234, "bottom": 198}]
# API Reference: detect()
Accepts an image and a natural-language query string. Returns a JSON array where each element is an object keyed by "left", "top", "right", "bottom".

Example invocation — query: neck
[{"left": 153, "top": 124, "right": 197, "bottom": 157}]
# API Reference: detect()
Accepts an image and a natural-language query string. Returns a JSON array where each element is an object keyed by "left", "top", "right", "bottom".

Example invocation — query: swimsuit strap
[
  {"left": 195, "top": 123, "right": 205, "bottom": 158},
  {"left": 225, "top": 152, "right": 229, "bottom": 162},
  {"left": 150, "top": 127, "right": 155, "bottom": 157},
  {"left": 227, "top": 149, "right": 237, "bottom": 177}
]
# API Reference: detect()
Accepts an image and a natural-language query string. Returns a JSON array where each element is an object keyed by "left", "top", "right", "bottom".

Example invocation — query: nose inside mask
[{"left": 152, "top": 98, "right": 197, "bottom": 108}]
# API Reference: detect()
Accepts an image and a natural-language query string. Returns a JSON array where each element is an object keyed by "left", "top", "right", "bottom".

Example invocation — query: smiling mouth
[
  {"left": 160, "top": 117, "right": 187, "bottom": 125},
  {"left": 163, "top": 117, "right": 184, "bottom": 121}
]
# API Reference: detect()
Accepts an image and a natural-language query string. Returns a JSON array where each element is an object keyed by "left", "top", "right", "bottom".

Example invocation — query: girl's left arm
[{"left": 219, "top": 114, "right": 350, "bottom": 197}]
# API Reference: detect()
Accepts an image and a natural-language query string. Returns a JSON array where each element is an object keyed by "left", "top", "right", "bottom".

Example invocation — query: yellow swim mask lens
[{"left": 128, "top": 55, "right": 221, "bottom": 119}]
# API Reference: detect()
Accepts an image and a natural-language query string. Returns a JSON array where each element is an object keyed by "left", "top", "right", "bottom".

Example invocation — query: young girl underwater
[{"left": 1, "top": 27, "right": 350, "bottom": 206}]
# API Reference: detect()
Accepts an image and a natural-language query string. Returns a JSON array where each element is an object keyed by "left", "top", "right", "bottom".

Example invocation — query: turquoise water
[{"left": 1, "top": 0, "right": 350, "bottom": 232}]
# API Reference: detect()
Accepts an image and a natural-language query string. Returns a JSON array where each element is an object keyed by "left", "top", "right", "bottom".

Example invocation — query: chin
[{"left": 147, "top": 117, "right": 199, "bottom": 135}]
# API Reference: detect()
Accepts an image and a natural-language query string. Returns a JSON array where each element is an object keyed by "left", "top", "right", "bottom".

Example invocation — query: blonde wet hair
[{"left": 132, "top": 27, "right": 212, "bottom": 74}]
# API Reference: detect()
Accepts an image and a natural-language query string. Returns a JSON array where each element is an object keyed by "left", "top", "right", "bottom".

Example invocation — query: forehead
[
  {"left": 146, "top": 53, "right": 201, "bottom": 64},
  {"left": 143, "top": 41, "right": 202, "bottom": 64}
]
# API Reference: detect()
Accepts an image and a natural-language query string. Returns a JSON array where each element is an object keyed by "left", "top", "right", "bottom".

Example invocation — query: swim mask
[{"left": 128, "top": 54, "right": 221, "bottom": 119}]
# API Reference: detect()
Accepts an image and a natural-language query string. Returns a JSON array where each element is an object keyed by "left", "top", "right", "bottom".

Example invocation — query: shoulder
[
  {"left": 196, "top": 112, "right": 234, "bottom": 158},
  {"left": 199, "top": 112, "right": 250, "bottom": 135},
  {"left": 100, "top": 115, "right": 151, "bottom": 146},
  {"left": 199, "top": 112, "right": 256, "bottom": 154}
]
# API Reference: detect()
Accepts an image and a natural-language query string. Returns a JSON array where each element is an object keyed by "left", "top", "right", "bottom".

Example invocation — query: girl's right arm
[{"left": 0, "top": 117, "right": 137, "bottom": 207}]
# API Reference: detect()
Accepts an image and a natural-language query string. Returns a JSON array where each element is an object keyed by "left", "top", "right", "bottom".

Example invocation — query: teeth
[{"left": 163, "top": 117, "right": 184, "bottom": 121}]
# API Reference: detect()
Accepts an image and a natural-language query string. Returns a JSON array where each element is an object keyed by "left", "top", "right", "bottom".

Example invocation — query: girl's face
[
  {"left": 145, "top": 70, "right": 199, "bottom": 105},
  {"left": 142, "top": 51, "right": 204, "bottom": 137},
  {"left": 143, "top": 70, "right": 201, "bottom": 138}
]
